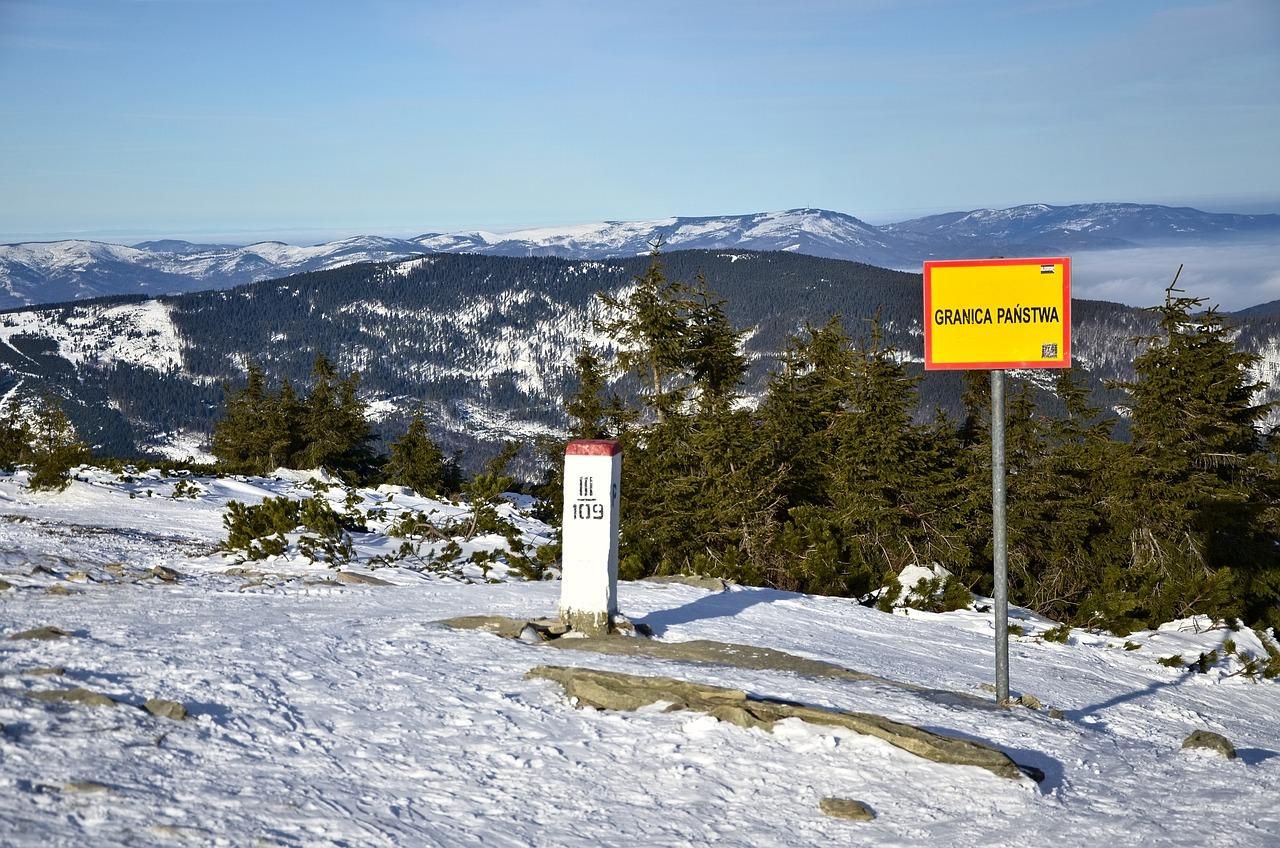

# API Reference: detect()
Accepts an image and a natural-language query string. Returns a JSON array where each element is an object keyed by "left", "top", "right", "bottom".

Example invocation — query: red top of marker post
[{"left": 565, "top": 439, "right": 621, "bottom": 456}]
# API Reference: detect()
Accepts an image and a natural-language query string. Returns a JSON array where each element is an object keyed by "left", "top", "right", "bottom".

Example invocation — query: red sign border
[{"left": 923, "top": 256, "right": 1072, "bottom": 371}]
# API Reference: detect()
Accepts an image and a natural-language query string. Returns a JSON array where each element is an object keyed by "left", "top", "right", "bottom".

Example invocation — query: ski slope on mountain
[{"left": 0, "top": 470, "right": 1277, "bottom": 846}]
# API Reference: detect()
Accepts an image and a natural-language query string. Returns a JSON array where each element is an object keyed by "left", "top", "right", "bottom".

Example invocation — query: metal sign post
[
  {"left": 990, "top": 369, "right": 1009, "bottom": 704},
  {"left": 922, "top": 256, "right": 1071, "bottom": 705}
]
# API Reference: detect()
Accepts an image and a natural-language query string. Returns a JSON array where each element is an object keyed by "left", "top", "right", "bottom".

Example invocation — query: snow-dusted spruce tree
[
  {"left": 27, "top": 392, "right": 90, "bottom": 491},
  {"left": 302, "top": 353, "right": 376, "bottom": 482},
  {"left": 596, "top": 248, "right": 691, "bottom": 423},
  {"left": 989, "top": 370, "right": 1116, "bottom": 623},
  {"left": 0, "top": 402, "right": 31, "bottom": 470},
  {"left": 210, "top": 361, "right": 274, "bottom": 473},
  {"left": 384, "top": 411, "right": 446, "bottom": 498},
  {"left": 1096, "top": 287, "right": 1280, "bottom": 631},
  {"left": 597, "top": 251, "right": 782, "bottom": 584},
  {"left": 213, "top": 354, "right": 375, "bottom": 481},
  {"left": 460, "top": 441, "right": 519, "bottom": 541},
  {"left": 759, "top": 317, "right": 857, "bottom": 513},
  {"left": 773, "top": 319, "right": 973, "bottom": 597},
  {"left": 958, "top": 364, "right": 1134, "bottom": 626}
]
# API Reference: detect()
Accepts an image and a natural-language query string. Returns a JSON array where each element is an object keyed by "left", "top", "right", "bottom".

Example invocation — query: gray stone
[
  {"left": 29, "top": 687, "right": 117, "bottom": 708},
  {"left": 641, "top": 574, "right": 733, "bottom": 592},
  {"left": 1182, "top": 730, "right": 1237, "bottom": 759},
  {"left": 144, "top": 698, "right": 188, "bottom": 720},
  {"left": 45, "top": 584, "right": 76, "bottom": 596},
  {"left": 8, "top": 626, "right": 73, "bottom": 641},
  {"left": 151, "top": 566, "right": 180, "bottom": 582},
  {"left": 22, "top": 667, "right": 66, "bottom": 677},
  {"left": 439, "top": 615, "right": 532, "bottom": 640},
  {"left": 560, "top": 609, "right": 612, "bottom": 637},
  {"left": 335, "top": 571, "right": 393, "bottom": 587},
  {"left": 820, "top": 797, "right": 876, "bottom": 821},
  {"left": 62, "top": 781, "right": 111, "bottom": 794},
  {"left": 1049, "top": 708, "right": 1066, "bottom": 720},
  {"left": 527, "top": 665, "right": 1030, "bottom": 781}
]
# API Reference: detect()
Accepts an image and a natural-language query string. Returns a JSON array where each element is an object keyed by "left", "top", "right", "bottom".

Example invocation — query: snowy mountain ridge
[{"left": 3, "top": 203, "right": 1276, "bottom": 309}]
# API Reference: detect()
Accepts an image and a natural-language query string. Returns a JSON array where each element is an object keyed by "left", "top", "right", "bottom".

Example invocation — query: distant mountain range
[{"left": 2, "top": 203, "right": 1276, "bottom": 309}]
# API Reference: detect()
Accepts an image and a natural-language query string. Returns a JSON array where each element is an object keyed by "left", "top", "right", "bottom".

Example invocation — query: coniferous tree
[
  {"left": 211, "top": 362, "right": 273, "bottom": 473},
  {"left": 0, "top": 402, "right": 30, "bottom": 470},
  {"left": 815, "top": 321, "right": 969, "bottom": 593},
  {"left": 462, "top": 441, "right": 519, "bottom": 540},
  {"left": 759, "top": 317, "right": 857, "bottom": 512},
  {"left": 266, "top": 377, "right": 305, "bottom": 470},
  {"left": 1100, "top": 286, "right": 1279, "bottom": 629},
  {"left": 28, "top": 392, "right": 90, "bottom": 491},
  {"left": 596, "top": 247, "right": 691, "bottom": 421},
  {"left": 303, "top": 353, "right": 341, "bottom": 470},
  {"left": 685, "top": 278, "right": 747, "bottom": 415},
  {"left": 300, "top": 354, "right": 374, "bottom": 480},
  {"left": 565, "top": 348, "right": 611, "bottom": 440},
  {"left": 333, "top": 372, "right": 377, "bottom": 479},
  {"left": 385, "top": 412, "right": 446, "bottom": 497}
]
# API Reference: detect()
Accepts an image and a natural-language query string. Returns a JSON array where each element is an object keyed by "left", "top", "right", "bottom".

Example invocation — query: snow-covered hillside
[
  {"left": 5, "top": 204, "right": 1276, "bottom": 308},
  {"left": 1, "top": 469, "right": 1277, "bottom": 846}
]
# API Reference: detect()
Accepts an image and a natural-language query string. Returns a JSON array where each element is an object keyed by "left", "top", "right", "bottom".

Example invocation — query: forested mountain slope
[{"left": 0, "top": 249, "right": 1236, "bottom": 464}]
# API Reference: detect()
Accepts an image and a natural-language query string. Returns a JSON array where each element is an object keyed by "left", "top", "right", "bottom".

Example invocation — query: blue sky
[{"left": 1, "top": 0, "right": 1277, "bottom": 243}]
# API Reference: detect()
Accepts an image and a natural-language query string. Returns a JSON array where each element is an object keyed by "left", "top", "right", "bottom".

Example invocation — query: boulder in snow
[
  {"left": 1181, "top": 730, "right": 1237, "bottom": 760},
  {"left": 144, "top": 698, "right": 188, "bottom": 721},
  {"left": 820, "top": 797, "right": 876, "bottom": 821}
]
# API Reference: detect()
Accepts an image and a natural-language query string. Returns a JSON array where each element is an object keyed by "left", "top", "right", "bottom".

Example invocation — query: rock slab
[
  {"left": 8, "top": 626, "right": 73, "bottom": 641},
  {"left": 336, "top": 571, "right": 394, "bottom": 587},
  {"left": 527, "top": 665, "right": 1030, "bottom": 781},
  {"left": 29, "top": 687, "right": 117, "bottom": 708},
  {"left": 640, "top": 574, "right": 733, "bottom": 592}
]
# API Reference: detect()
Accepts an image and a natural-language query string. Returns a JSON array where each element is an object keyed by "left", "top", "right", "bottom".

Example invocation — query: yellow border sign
[{"left": 923, "top": 257, "right": 1071, "bottom": 370}]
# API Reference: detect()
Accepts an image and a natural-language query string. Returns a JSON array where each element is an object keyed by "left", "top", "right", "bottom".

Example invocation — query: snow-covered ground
[{"left": 1, "top": 470, "right": 1277, "bottom": 846}]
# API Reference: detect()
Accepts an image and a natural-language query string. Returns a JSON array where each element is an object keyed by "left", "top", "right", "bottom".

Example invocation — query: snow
[
  {"left": 0, "top": 300, "right": 184, "bottom": 372},
  {"left": 139, "top": 431, "right": 215, "bottom": 465},
  {"left": 1, "top": 469, "right": 1278, "bottom": 846}
]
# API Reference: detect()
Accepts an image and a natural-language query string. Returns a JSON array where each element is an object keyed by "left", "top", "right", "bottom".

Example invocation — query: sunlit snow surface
[{"left": 0, "top": 471, "right": 1278, "bottom": 846}]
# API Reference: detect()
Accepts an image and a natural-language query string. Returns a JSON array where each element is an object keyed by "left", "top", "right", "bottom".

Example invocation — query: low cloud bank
[{"left": 1072, "top": 239, "right": 1280, "bottom": 312}]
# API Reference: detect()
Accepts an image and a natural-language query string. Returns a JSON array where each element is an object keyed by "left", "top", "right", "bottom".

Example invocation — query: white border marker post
[{"left": 560, "top": 439, "right": 622, "bottom": 635}]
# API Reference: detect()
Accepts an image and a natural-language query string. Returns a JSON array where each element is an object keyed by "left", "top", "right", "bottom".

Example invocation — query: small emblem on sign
[
  {"left": 1040, "top": 264, "right": 1055, "bottom": 274},
  {"left": 1042, "top": 343, "right": 1058, "bottom": 358}
]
